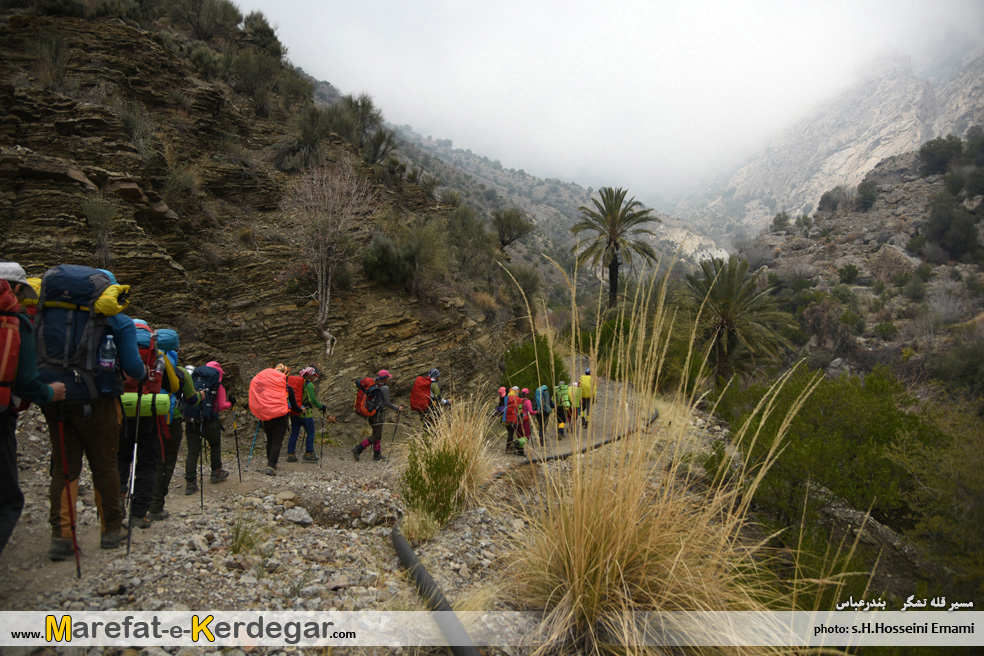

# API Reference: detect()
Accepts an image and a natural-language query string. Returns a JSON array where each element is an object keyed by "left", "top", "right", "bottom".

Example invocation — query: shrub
[
  {"left": 361, "top": 218, "right": 448, "bottom": 295},
  {"left": 243, "top": 10, "right": 286, "bottom": 60},
  {"left": 186, "top": 41, "right": 220, "bottom": 79},
  {"left": 919, "top": 134, "right": 963, "bottom": 176},
  {"left": 925, "top": 193, "right": 979, "bottom": 261},
  {"left": 168, "top": 0, "right": 243, "bottom": 42},
  {"left": 503, "top": 334, "right": 568, "bottom": 393},
  {"left": 927, "top": 288, "right": 967, "bottom": 324},
  {"left": 227, "top": 48, "right": 281, "bottom": 112},
  {"left": 33, "top": 0, "right": 84, "bottom": 16},
  {"left": 230, "top": 507, "right": 271, "bottom": 555},
  {"left": 927, "top": 327, "right": 984, "bottom": 397},
  {"left": 771, "top": 210, "right": 790, "bottom": 231},
  {"left": 111, "top": 96, "right": 155, "bottom": 162},
  {"left": 837, "top": 263, "right": 859, "bottom": 284},
  {"left": 81, "top": 192, "right": 119, "bottom": 268},
  {"left": 902, "top": 277, "right": 925, "bottom": 301},
  {"left": 28, "top": 30, "right": 70, "bottom": 90},
  {"left": 162, "top": 166, "right": 198, "bottom": 215},
  {"left": 874, "top": 321, "right": 898, "bottom": 340},
  {"left": 855, "top": 179, "right": 878, "bottom": 210}
]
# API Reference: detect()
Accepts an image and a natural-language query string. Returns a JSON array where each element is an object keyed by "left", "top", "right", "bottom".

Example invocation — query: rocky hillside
[
  {"left": 738, "top": 149, "right": 984, "bottom": 378},
  {"left": 674, "top": 51, "right": 984, "bottom": 242},
  {"left": 0, "top": 12, "right": 506, "bottom": 419}
]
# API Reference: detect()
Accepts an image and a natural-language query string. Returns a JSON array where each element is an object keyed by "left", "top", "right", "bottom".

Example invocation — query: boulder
[{"left": 869, "top": 244, "right": 921, "bottom": 283}]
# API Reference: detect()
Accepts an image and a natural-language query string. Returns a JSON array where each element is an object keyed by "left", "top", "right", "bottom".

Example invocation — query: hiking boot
[
  {"left": 210, "top": 468, "right": 230, "bottom": 483},
  {"left": 48, "top": 539, "right": 73, "bottom": 562},
  {"left": 286, "top": 453, "right": 298, "bottom": 463},
  {"left": 136, "top": 515, "right": 152, "bottom": 529},
  {"left": 264, "top": 466, "right": 277, "bottom": 477},
  {"left": 351, "top": 444, "right": 364, "bottom": 461},
  {"left": 100, "top": 529, "right": 127, "bottom": 550},
  {"left": 147, "top": 509, "right": 169, "bottom": 521},
  {"left": 373, "top": 451, "right": 383, "bottom": 462},
  {"left": 302, "top": 452, "right": 318, "bottom": 463},
  {"left": 185, "top": 481, "right": 198, "bottom": 495}
]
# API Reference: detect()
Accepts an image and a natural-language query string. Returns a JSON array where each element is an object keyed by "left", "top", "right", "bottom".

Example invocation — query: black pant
[
  {"left": 535, "top": 412, "right": 550, "bottom": 444},
  {"left": 185, "top": 418, "right": 222, "bottom": 482},
  {"left": 150, "top": 417, "right": 182, "bottom": 514},
  {"left": 0, "top": 412, "right": 24, "bottom": 556},
  {"left": 118, "top": 415, "right": 163, "bottom": 521},
  {"left": 264, "top": 414, "right": 289, "bottom": 468}
]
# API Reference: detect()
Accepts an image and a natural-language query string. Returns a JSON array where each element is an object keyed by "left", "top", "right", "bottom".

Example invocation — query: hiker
[
  {"left": 148, "top": 344, "right": 201, "bottom": 521},
  {"left": 286, "top": 365, "right": 326, "bottom": 463},
  {"left": 410, "top": 368, "right": 450, "bottom": 426},
  {"left": 554, "top": 380, "right": 572, "bottom": 439},
  {"left": 504, "top": 386, "right": 520, "bottom": 453},
  {"left": 184, "top": 360, "right": 233, "bottom": 492},
  {"left": 532, "top": 384, "right": 553, "bottom": 445},
  {"left": 352, "top": 370, "right": 402, "bottom": 462},
  {"left": 34, "top": 265, "right": 147, "bottom": 559},
  {"left": 249, "top": 364, "right": 301, "bottom": 476},
  {"left": 117, "top": 319, "right": 186, "bottom": 529},
  {"left": 516, "top": 388, "right": 537, "bottom": 456},
  {"left": 579, "top": 368, "right": 594, "bottom": 428},
  {"left": 569, "top": 381, "right": 582, "bottom": 427},
  {"left": 0, "top": 264, "right": 66, "bottom": 556}
]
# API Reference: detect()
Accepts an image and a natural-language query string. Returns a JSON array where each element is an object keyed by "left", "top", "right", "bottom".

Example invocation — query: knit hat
[
  {"left": 299, "top": 366, "right": 320, "bottom": 378},
  {"left": 275, "top": 363, "right": 289, "bottom": 375},
  {"left": 0, "top": 262, "right": 36, "bottom": 299}
]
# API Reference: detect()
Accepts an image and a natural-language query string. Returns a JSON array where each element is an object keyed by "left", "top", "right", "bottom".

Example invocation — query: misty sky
[{"left": 235, "top": 0, "right": 984, "bottom": 208}]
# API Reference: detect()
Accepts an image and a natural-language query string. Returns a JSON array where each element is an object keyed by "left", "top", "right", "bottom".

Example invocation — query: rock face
[
  {"left": 675, "top": 52, "right": 984, "bottom": 239},
  {"left": 0, "top": 13, "right": 506, "bottom": 422}
]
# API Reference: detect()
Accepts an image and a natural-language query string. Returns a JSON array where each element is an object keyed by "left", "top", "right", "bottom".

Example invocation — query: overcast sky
[{"left": 235, "top": 0, "right": 984, "bottom": 208}]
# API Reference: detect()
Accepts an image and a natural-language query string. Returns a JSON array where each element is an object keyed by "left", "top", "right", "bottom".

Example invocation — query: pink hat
[
  {"left": 206, "top": 361, "right": 224, "bottom": 380},
  {"left": 498, "top": 386, "right": 506, "bottom": 396},
  {"left": 521, "top": 388, "right": 529, "bottom": 395},
  {"left": 377, "top": 369, "right": 392, "bottom": 380}
]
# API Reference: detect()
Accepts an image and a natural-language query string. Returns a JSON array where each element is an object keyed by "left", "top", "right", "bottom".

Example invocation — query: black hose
[{"left": 391, "top": 525, "right": 481, "bottom": 656}]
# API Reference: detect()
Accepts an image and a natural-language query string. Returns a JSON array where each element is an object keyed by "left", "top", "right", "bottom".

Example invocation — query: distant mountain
[{"left": 672, "top": 50, "right": 984, "bottom": 244}]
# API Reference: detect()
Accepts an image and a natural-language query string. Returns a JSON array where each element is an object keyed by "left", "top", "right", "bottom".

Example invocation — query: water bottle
[{"left": 97, "top": 334, "right": 117, "bottom": 395}]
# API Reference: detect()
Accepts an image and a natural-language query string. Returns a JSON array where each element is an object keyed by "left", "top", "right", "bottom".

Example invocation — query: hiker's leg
[
  {"left": 185, "top": 422, "right": 202, "bottom": 484},
  {"left": 70, "top": 397, "right": 123, "bottom": 535},
  {"left": 0, "top": 413, "right": 24, "bottom": 555},
  {"left": 286, "top": 416, "right": 302, "bottom": 455},
  {"left": 266, "top": 415, "right": 288, "bottom": 468},
  {"left": 151, "top": 418, "right": 181, "bottom": 514},
  {"left": 303, "top": 417, "right": 316, "bottom": 453},
  {"left": 204, "top": 419, "right": 223, "bottom": 471},
  {"left": 129, "top": 417, "right": 159, "bottom": 520},
  {"left": 369, "top": 415, "right": 384, "bottom": 453},
  {"left": 44, "top": 404, "right": 85, "bottom": 539},
  {"left": 360, "top": 417, "right": 374, "bottom": 449}
]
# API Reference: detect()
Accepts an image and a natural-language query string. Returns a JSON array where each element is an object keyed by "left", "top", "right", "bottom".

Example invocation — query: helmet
[
  {"left": 429, "top": 368, "right": 440, "bottom": 378},
  {"left": 377, "top": 369, "right": 392, "bottom": 380}
]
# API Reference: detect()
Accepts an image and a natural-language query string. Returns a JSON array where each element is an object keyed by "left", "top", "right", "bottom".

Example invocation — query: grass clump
[
  {"left": 230, "top": 506, "right": 271, "bottom": 555},
  {"left": 399, "top": 396, "right": 496, "bottom": 528},
  {"left": 81, "top": 192, "right": 119, "bottom": 269}
]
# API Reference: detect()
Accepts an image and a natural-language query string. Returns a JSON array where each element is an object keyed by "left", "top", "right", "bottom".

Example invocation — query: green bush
[
  {"left": 361, "top": 218, "right": 447, "bottom": 295},
  {"left": 903, "top": 277, "right": 926, "bottom": 301},
  {"left": 855, "top": 180, "right": 878, "bottom": 210},
  {"left": 837, "top": 264, "right": 859, "bottom": 285},
  {"left": 503, "top": 334, "right": 568, "bottom": 393},
  {"left": 919, "top": 135, "right": 963, "bottom": 176},
  {"left": 927, "top": 329, "right": 984, "bottom": 398},
  {"left": 712, "top": 366, "right": 942, "bottom": 529},
  {"left": 186, "top": 41, "right": 220, "bottom": 80},
  {"left": 400, "top": 440, "right": 467, "bottom": 526},
  {"left": 874, "top": 321, "right": 898, "bottom": 340}
]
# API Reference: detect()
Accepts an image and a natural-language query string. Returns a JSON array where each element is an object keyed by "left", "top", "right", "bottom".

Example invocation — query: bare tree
[{"left": 281, "top": 162, "right": 380, "bottom": 357}]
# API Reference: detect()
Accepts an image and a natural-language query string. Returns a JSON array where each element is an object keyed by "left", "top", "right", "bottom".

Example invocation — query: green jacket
[{"left": 300, "top": 380, "right": 325, "bottom": 419}]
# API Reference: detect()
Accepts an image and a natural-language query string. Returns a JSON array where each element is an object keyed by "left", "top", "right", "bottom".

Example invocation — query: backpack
[
  {"left": 0, "top": 280, "right": 24, "bottom": 413},
  {"left": 579, "top": 374, "right": 593, "bottom": 398},
  {"left": 534, "top": 385, "right": 551, "bottom": 414},
  {"left": 249, "top": 368, "right": 288, "bottom": 421},
  {"left": 287, "top": 375, "right": 305, "bottom": 416},
  {"left": 125, "top": 319, "right": 161, "bottom": 393},
  {"left": 34, "top": 265, "right": 130, "bottom": 402},
  {"left": 505, "top": 394, "right": 522, "bottom": 426},
  {"left": 409, "top": 375, "right": 432, "bottom": 413},
  {"left": 184, "top": 364, "right": 222, "bottom": 422},
  {"left": 556, "top": 383, "right": 571, "bottom": 408},
  {"left": 354, "top": 376, "right": 381, "bottom": 418}
]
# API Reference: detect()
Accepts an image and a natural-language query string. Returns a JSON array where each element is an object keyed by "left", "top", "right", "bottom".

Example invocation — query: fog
[{"left": 234, "top": 0, "right": 984, "bottom": 207}]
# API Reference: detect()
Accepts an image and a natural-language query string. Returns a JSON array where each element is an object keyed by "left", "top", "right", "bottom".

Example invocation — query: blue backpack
[
  {"left": 35, "top": 265, "right": 126, "bottom": 401},
  {"left": 534, "top": 385, "right": 551, "bottom": 414},
  {"left": 183, "top": 364, "right": 221, "bottom": 422}
]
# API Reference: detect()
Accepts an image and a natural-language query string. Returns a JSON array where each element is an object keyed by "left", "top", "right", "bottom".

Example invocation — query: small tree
[
  {"left": 282, "top": 162, "right": 380, "bottom": 357},
  {"left": 919, "top": 135, "right": 963, "bottom": 176},
  {"left": 168, "top": 0, "right": 242, "bottom": 41},
  {"left": 855, "top": 180, "right": 878, "bottom": 211},
  {"left": 771, "top": 211, "right": 790, "bottom": 231},
  {"left": 492, "top": 207, "right": 533, "bottom": 249}
]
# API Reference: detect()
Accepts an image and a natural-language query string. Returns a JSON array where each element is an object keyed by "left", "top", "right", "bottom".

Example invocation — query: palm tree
[
  {"left": 685, "top": 256, "right": 796, "bottom": 380},
  {"left": 572, "top": 187, "right": 660, "bottom": 308}
]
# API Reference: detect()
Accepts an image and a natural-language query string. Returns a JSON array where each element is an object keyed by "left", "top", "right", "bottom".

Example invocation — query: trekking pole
[
  {"left": 55, "top": 403, "right": 81, "bottom": 579},
  {"left": 246, "top": 420, "right": 260, "bottom": 468},
  {"left": 391, "top": 410, "right": 402, "bottom": 443},
  {"left": 319, "top": 412, "right": 325, "bottom": 469},
  {"left": 232, "top": 409, "right": 242, "bottom": 483},
  {"left": 126, "top": 379, "right": 144, "bottom": 557},
  {"left": 199, "top": 426, "right": 205, "bottom": 511}
]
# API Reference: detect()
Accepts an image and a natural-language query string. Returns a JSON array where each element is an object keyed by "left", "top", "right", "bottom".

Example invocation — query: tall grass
[
  {"left": 399, "top": 395, "right": 497, "bottom": 538},
  {"left": 505, "top": 261, "right": 838, "bottom": 654}
]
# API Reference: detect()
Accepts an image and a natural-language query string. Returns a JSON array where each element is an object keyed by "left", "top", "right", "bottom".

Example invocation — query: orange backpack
[
  {"left": 0, "top": 280, "right": 23, "bottom": 413},
  {"left": 287, "top": 375, "right": 305, "bottom": 416},
  {"left": 249, "top": 368, "right": 289, "bottom": 421},
  {"left": 409, "top": 375, "right": 432, "bottom": 413},
  {"left": 354, "top": 376, "right": 380, "bottom": 418},
  {"left": 505, "top": 394, "right": 521, "bottom": 426}
]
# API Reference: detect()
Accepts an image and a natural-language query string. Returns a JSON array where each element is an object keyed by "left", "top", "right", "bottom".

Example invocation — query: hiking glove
[
  {"left": 228, "top": 394, "right": 237, "bottom": 406},
  {"left": 320, "top": 406, "right": 328, "bottom": 415}
]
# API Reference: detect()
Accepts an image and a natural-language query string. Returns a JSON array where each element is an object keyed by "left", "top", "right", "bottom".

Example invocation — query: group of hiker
[
  {"left": 1, "top": 258, "right": 595, "bottom": 569},
  {"left": 496, "top": 370, "right": 595, "bottom": 456}
]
